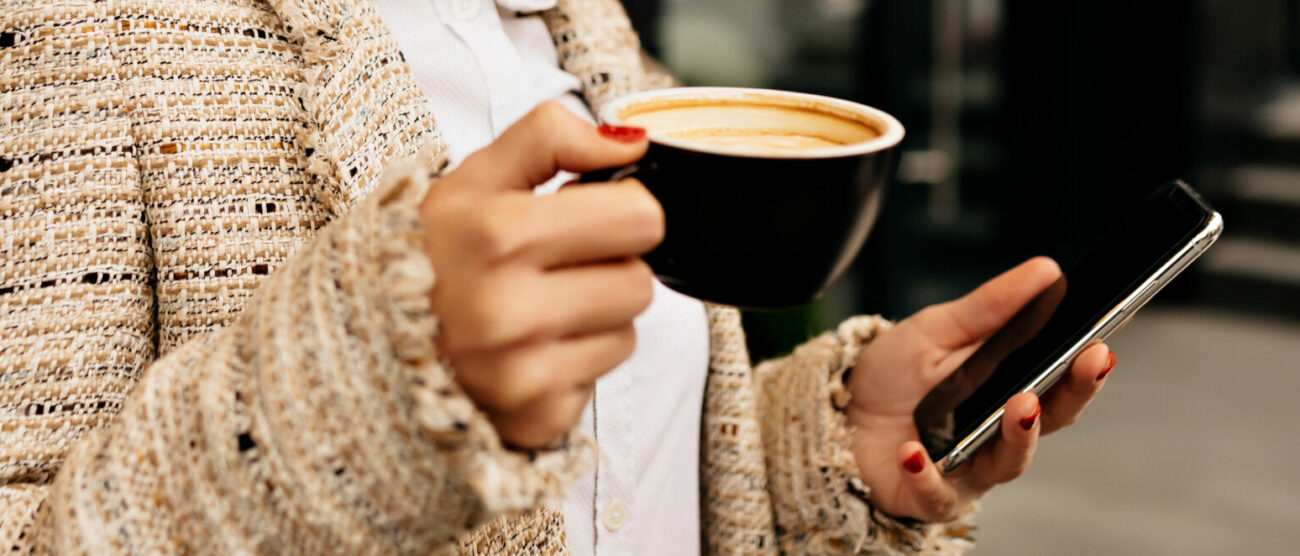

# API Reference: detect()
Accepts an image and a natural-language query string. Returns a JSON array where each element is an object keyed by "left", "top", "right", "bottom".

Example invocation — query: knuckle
[
  {"left": 457, "top": 286, "right": 499, "bottom": 341},
  {"left": 498, "top": 297, "right": 550, "bottom": 343},
  {"left": 464, "top": 281, "right": 541, "bottom": 345},
  {"left": 517, "top": 293, "right": 558, "bottom": 341},
  {"left": 621, "top": 184, "right": 670, "bottom": 249},
  {"left": 917, "top": 487, "right": 957, "bottom": 521},
  {"left": 611, "top": 325, "right": 638, "bottom": 362},
  {"left": 420, "top": 186, "right": 454, "bottom": 223},
  {"left": 623, "top": 261, "right": 656, "bottom": 312},
  {"left": 584, "top": 327, "right": 636, "bottom": 379},
  {"left": 622, "top": 181, "right": 666, "bottom": 246},
  {"left": 462, "top": 209, "right": 509, "bottom": 259},
  {"left": 931, "top": 498, "right": 960, "bottom": 522},
  {"left": 423, "top": 206, "right": 472, "bottom": 261},
  {"left": 531, "top": 101, "right": 570, "bottom": 126},
  {"left": 906, "top": 305, "right": 945, "bottom": 331},
  {"left": 494, "top": 348, "right": 553, "bottom": 409},
  {"left": 477, "top": 210, "right": 527, "bottom": 260}
]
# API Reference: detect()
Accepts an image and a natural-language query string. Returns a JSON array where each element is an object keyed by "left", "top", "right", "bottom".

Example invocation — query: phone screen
[{"left": 915, "top": 183, "right": 1215, "bottom": 460}]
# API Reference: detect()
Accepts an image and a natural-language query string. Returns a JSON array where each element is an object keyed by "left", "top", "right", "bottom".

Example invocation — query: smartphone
[{"left": 914, "top": 180, "right": 1224, "bottom": 472}]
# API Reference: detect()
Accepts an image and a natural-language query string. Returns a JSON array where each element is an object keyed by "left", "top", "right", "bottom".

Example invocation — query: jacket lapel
[
  {"left": 538, "top": 0, "right": 653, "bottom": 115},
  {"left": 700, "top": 305, "right": 780, "bottom": 554},
  {"left": 265, "top": 0, "right": 656, "bottom": 216},
  {"left": 267, "top": 0, "right": 444, "bottom": 216}
]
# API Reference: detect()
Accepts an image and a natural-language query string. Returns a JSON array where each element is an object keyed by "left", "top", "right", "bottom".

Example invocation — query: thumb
[
  {"left": 910, "top": 256, "right": 1063, "bottom": 349},
  {"left": 452, "top": 101, "right": 648, "bottom": 194}
]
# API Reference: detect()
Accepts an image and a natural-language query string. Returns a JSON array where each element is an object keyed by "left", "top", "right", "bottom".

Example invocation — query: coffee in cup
[
  {"left": 594, "top": 87, "right": 905, "bottom": 308},
  {"left": 615, "top": 93, "right": 883, "bottom": 154}
]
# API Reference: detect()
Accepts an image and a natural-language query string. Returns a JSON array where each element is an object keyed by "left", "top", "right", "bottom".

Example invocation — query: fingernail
[
  {"left": 903, "top": 450, "right": 926, "bottom": 474},
  {"left": 1019, "top": 404, "right": 1042, "bottom": 431},
  {"left": 1097, "top": 352, "right": 1117, "bottom": 381},
  {"left": 597, "top": 124, "right": 646, "bottom": 142}
]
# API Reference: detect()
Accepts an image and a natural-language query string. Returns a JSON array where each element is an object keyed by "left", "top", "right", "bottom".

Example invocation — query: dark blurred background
[{"left": 627, "top": 0, "right": 1300, "bottom": 553}]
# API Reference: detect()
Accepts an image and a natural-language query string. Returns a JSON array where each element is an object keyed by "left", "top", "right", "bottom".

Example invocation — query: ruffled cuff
[
  {"left": 22, "top": 140, "right": 594, "bottom": 554},
  {"left": 756, "top": 315, "right": 977, "bottom": 554}
]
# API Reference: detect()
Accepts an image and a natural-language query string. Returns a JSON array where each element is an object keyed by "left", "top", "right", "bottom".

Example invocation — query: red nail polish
[
  {"left": 1097, "top": 352, "right": 1117, "bottom": 381},
  {"left": 1019, "top": 404, "right": 1042, "bottom": 431},
  {"left": 597, "top": 124, "right": 646, "bottom": 142},
  {"left": 903, "top": 451, "right": 926, "bottom": 474}
]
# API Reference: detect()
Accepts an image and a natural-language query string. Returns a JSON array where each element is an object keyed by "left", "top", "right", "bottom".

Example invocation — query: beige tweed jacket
[{"left": 0, "top": 0, "right": 974, "bottom": 553}]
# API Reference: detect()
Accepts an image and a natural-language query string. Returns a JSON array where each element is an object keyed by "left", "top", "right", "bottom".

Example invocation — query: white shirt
[{"left": 374, "top": 2, "right": 711, "bottom": 554}]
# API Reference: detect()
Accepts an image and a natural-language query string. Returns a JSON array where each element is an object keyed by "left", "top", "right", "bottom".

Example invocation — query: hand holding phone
[
  {"left": 844, "top": 181, "right": 1221, "bottom": 522},
  {"left": 844, "top": 257, "right": 1110, "bottom": 522},
  {"left": 915, "top": 181, "right": 1222, "bottom": 472}
]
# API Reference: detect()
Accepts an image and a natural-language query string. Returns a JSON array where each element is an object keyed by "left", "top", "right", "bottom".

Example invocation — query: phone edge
[{"left": 937, "top": 209, "right": 1223, "bottom": 473}]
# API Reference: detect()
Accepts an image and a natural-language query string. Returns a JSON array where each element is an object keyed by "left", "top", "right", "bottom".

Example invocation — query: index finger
[
  {"left": 911, "top": 257, "right": 1063, "bottom": 350},
  {"left": 453, "top": 102, "right": 648, "bottom": 194}
]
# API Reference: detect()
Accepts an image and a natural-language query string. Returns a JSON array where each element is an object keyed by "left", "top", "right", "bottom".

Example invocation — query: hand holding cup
[{"left": 418, "top": 102, "right": 661, "bottom": 449}]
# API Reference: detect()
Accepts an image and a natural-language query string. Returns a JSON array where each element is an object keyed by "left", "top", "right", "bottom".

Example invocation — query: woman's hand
[
  {"left": 845, "top": 257, "right": 1118, "bottom": 521},
  {"left": 419, "top": 102, "right": 658, "bottom": 449}
]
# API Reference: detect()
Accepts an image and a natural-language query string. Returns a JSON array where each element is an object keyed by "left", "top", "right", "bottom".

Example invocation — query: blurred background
[{"left": 625, "top": 0, "right": 1300, "bottom": 553}]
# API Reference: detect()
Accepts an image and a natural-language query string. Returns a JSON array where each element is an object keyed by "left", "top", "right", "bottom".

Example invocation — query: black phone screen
[{"left": 915, "top": 182, "right": 1215, "bottom": 460}]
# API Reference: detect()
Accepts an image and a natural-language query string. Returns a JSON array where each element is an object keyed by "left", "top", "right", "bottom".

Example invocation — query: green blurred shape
[{"left": 740, "top": 298, "right": 829, "bottom": 363}]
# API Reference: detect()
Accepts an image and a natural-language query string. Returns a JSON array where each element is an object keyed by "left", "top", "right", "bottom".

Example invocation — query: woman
[{"left": 0, "top": 0, "right": 1115, "bottom": 553}]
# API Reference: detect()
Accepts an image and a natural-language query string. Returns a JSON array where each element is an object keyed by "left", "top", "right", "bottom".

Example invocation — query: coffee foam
[{"left": 616, "top": 94, "right": 883, "bottom": 155}]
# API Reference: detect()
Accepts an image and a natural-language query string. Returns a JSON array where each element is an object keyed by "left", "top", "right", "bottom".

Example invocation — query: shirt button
[
  {"left": 602, "top": 501, "right": 629, "bottom": 532},
  {"left": 450, "top": 0, "right": 480, "bottom": 21}
]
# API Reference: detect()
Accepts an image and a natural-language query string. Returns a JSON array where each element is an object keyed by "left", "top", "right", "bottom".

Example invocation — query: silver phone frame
[{"left": 935, "top": 204, "right": 1224, "bottom": 473}]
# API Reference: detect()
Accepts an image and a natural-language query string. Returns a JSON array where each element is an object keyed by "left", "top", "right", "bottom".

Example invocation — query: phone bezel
[{"left": 934, "top": 182, "right": 1224, "bottom": 473}]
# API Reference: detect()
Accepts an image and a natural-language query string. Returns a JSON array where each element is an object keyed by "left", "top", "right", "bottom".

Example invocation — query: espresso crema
[{"left": 616, "top": 96, "right": 882, "bottom": 155}]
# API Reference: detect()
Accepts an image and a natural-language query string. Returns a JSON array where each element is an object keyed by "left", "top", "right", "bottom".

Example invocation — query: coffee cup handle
[{"left": 578, "top": 163, "right": 640, "bottom": 185}]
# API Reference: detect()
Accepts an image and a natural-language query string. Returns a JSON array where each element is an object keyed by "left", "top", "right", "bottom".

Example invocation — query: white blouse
[{"left": 374, "top": 1, "right": 711, "bottom": 554}]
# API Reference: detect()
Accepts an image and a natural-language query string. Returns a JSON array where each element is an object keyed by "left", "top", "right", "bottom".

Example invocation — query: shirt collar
[{"left": 494, "top": 0, "right": 559, "bottom": 12}]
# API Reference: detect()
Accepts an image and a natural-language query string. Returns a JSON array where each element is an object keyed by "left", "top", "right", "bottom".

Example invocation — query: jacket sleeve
[
  {"left": 754, "top": 316, "right": 978, "bottom": 555},
  {"left": 2, "top": 149, "right": 591, "bottom": 555}
]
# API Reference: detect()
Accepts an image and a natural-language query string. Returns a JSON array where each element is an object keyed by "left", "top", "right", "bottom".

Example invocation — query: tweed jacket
[{"left": 0, "top": 0, "right": 975, "bottom": 553}]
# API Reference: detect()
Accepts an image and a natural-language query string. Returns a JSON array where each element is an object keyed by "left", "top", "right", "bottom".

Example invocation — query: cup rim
[{"left": 598, "top": 86, "right": 906, "bottom": 160}]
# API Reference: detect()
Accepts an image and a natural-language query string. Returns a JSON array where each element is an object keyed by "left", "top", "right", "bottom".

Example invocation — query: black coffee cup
[{"left": 594, "top": 87, "right": 905, "bottom": 309}]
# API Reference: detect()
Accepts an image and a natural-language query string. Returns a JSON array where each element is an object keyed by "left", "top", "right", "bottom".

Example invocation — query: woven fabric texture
[{"left": 0, "top": 0, "right": 974, "bottom": 553}]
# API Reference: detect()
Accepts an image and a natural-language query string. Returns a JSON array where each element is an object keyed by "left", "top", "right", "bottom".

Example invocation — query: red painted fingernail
[
  {"left": 1019, "top": 404, "right": 1042, "bottom": 431},
  {"left": 597, "top": 124, "right": 646, "bottom": 142},
  {"left": 1097, "top": 352, "right": 1117, "bottom": 381},
  {"left": 903, "top": 451, "right": 926, "bottom": 474}
]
